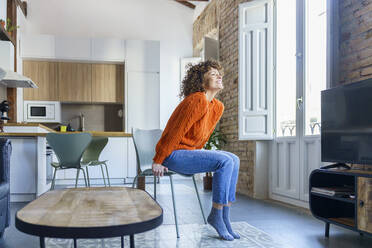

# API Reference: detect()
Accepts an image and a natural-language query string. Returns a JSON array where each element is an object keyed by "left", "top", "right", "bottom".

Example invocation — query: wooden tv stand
[{"left": 309, "top": 168, "right": 372, "bottom": 237}]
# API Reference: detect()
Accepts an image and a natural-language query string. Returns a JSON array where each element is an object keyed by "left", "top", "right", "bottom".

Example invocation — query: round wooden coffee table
[{"left": 15, "top": 187, "right": 163, "bottom": 248}]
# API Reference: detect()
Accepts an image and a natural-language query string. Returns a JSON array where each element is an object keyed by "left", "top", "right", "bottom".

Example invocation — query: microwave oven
[{"left": 23, "top": 101, "right": 61, "bottom": 123}]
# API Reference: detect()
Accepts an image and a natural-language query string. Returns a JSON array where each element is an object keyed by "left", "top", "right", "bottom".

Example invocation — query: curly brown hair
[{"left": 179, "top": 60, "right": 224, "bottom": 99}]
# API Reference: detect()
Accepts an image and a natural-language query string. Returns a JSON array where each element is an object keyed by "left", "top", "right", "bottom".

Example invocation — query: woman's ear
[
  {"left": 202, "top": 80, "right": 209, "bottom": 90},
  {"left": 202, "top": 73, "right": 210, "bottom": 89}
]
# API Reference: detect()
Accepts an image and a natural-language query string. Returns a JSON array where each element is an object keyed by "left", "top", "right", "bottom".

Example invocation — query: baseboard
[
  {"left": 270, "top": 193, "right": 309, "bottom": 209},
  {"left": 11, "top": 194, "right": 35, "bottom": 202}
]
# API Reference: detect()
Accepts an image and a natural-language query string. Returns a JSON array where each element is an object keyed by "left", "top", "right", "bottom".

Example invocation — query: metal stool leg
[
  {"left": 154, "top": 175, "right": 157, "bottom": 200},
  {"left": 130, "top": 235, "right": 135, "bottom": 248},
  {"left": 39, "top": 237, "right": 45, "bottom": 248},
  {"left": 85, "top": 167, "right": 91, "bottom": 187},
  {"left": 325, "top": 222, "right": 330, "bottom": 238},
  {"left": 100, "top": 164, "right": 107, "bottom": 186},
  {"left": 169, "top": 174, "right": 180, "bottom": 238},
  {"left": 104, "top": 163, "right": 111, "bottom": 186},
  {"left": 121, "top": 236, "right": 124, "bottom": 248},
  {"left": 81, "top": 168, "right": 88, "bottom": 187},
  {"left": 192, "top": 175, "right": 207, "bottom": 224},
  {"left": 75, "top": 169, "right": 80, "bottom": 188},
  {"left": 132, "top": 175, "right": 138, "bottom": 188},
  {"left": 73, "top": 238, "right": 77, "bottom": 248},
  {"left": 51, "top": 168, "right": 57, "bottom": 190}
]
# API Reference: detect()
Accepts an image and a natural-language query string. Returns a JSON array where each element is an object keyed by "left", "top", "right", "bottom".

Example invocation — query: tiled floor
[
  {"left": 1, "top": 179, "right": 372, "bottom": 248},
  {"left": 45, "top": 221, "right": 288, "bottom": 248}
]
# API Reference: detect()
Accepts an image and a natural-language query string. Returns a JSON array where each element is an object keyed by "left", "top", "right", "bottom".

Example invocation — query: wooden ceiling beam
[
  {"left": 175, "top": 0, "right": 196, "bottom": 9},
  {"left": 15, "top": 0, "right": 27, "bottom": 17}
]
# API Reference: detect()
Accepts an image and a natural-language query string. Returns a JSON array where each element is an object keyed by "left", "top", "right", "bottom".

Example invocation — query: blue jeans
[{"left": 162, "top": 149, "right": 240, "bottom": 204}]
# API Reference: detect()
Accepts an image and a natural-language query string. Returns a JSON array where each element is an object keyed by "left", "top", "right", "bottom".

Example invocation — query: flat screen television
[{"left": 321, "top": 78, "right": 372, "bottom": 165}]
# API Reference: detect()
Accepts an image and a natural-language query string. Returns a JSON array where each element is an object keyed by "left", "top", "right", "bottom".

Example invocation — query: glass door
[
  {"left": 304, "top": 0, "right": 328, "bottom": 136},
  {"left": 271, "top": 0, "right": 301, "bottom": 199},
  {"left": 276, "top": 0, "right": 298, "bottom": 138},
  {"left": 272, "top": 0, "right": 328, "bottom": 202},
  {"left": 299, "top": 0, "right": 328, "bottom": 202}
]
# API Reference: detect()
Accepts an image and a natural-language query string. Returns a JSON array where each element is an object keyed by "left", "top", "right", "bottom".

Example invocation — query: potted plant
[
  {"left": 0, "top": 19, "right": 5, "bottom": 29},
  {"left": 203, "top": 129, "right": 226, "bottom": 190},
  {"left": 6, "top": 18, "right": 19, "bottom": 36}
]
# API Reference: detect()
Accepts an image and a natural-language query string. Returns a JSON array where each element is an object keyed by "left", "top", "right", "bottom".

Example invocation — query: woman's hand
[{"left": 152, "top": 163, "right": 168, "bottom": 177}]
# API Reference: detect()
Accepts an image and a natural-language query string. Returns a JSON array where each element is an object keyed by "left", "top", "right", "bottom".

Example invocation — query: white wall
[
  {"left": 0, "top": 41, "right": 14, "bottom": 102},
  {"left": 0, "top": 0, "right": 6, "bottom": 21},
  {"left": 18, "top": 0, "right": 194, "bottom": 127}
]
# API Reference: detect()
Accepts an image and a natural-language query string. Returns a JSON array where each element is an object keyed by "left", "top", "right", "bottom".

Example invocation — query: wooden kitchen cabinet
[
  {"left": 58, "top": 62, "right": 92, "bottom": 102},
  {"left": 23, "top": 61, "right": 123, "bottom": 103},
  {"left": 92, "top": 64, "right": 124, "bottom": 103},
  {"left": 23, "top": 61, "right": 58, "bottom": 101},
  {"left": 64, "top": 137, "right": 129, "bottom": 181}
]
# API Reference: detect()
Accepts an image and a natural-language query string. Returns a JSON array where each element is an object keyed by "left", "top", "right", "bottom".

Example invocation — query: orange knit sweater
[{"left": 153, "top": 91, "right": 224, "bottom": 164}]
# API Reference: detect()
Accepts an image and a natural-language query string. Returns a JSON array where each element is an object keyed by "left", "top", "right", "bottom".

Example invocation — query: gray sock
[
  {"left": 207, "top": 207, "right": 234, "bottom": 241},
  {"left": 223, "top": 206, "right": 240, "bottom": 239}
]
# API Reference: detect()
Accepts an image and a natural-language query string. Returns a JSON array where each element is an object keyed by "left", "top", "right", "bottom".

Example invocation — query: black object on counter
[{"left": 0, "top": 101, "right": 10, "bottom": 121}]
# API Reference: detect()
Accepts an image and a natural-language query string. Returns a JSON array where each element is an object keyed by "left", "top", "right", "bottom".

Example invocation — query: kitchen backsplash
[{"left": 44, "top": 103, "right": 124, "bottom": 131}]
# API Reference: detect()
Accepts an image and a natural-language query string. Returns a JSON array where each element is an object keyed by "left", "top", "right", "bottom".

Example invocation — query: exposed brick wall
[
  {"left": 339, "top": 0, "right": 372, "bottom": 84},
  {"left": 193, "top": 0, "right": 256, "bottom": 197},
  {"left": 193, "top": 0, "right": 219, "bottom": 54},
  {"left": 192, "top": 0, "right": 372, "bottom": 197}
]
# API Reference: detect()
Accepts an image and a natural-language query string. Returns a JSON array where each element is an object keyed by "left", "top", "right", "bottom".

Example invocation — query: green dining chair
[
  {"left": 81, "top": 136, "right": 110, "bottom": 187},
  {"left": 46, "top": 133, "right": 92, "bottom": 190},
  {"left": 131, "top": 128, "right": 207, "bottom": 238}
]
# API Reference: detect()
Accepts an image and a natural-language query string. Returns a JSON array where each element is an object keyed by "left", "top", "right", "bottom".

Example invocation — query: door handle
[{"left": 296, "top": 97, "right": 303, "bottom": 110}]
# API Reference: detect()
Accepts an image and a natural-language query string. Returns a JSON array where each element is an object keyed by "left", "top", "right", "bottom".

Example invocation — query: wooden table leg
[
  {"left": 130, "top": 235, "right": 135, "bottom": 248},
  {"left": 121, "top": 236, "right": 124, "bottom": 248},
  {"left": 39, "top": 237, "right": 45, "bottom": 248},
  {"left": 325, "top": 222, "right": 330, "bottom": 238}
]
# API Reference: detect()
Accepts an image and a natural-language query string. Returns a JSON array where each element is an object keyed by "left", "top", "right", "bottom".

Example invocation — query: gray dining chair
[
  {"left": 131, "top": 128, "right": 207, "bottom": 238},
  {"left": 46, "top": 133, "right": 92, "bottom": 189}
]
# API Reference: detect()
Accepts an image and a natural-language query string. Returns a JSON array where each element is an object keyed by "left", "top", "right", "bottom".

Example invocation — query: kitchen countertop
[
  {"left": 0, "top": 123, "right": 132, "bottom": 137},
  {"left": 3, "top": 123, "right": 56, "bottom": 132},
  {"left": 57, "top": 131, "right": 132, "bottom": 137}
]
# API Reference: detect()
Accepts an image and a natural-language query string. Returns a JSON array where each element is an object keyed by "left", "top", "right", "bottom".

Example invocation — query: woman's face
[{"left": 203, "top": 68, "right": 223, "bottom": 91}]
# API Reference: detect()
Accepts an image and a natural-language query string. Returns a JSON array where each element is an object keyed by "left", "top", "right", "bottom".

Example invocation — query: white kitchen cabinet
[
  {"left": 125, "top": 40, "right": 160, "bottom": 178},
  {"left": 125, "top": 40, "right": 160, "bottom": 72},
  {"left": 91, "top": 38, "right": 125, "bottom": 62},
  {"left": 9, "top": 138, "right": 37, "bottom": 195},
  {"left": 55, "top": 36, "right": 91, "bottom": 60},
  {"left": 126, "top": 71, "right": 160, "bottom": 131},
  {"left": 127, "top": 138, "right": 137, "bottom": 178},
  {"left": 7, "top": 134, "right": 53, "bottom": 202},
  {"left": 86, "top": 137, "right": 128, "bottom": 180},
  {"left": 64, "top": 137, "right": 128, "bottom": 183},
  {"left": 20, "top": 34, "right": 55, "bottom": 59}
]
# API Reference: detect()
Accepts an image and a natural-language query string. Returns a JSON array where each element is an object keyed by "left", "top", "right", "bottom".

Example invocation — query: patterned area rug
[{"left": 46, "top": 222, "right": 291, "bottom": 248}]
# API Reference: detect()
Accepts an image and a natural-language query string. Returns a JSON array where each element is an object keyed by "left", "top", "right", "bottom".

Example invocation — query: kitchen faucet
[
  {"left": 79, "top": 113, "right": 85, "bottom": 131},
  {"left": 68, "top": 113, "right": 85, "bottom": 131}
]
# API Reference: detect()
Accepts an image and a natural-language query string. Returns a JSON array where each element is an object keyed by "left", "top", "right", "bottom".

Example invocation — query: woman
[{"left": 152, "top": 60, "right": 240, "bottom": 241}]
